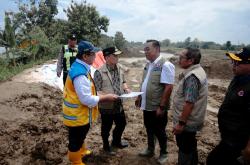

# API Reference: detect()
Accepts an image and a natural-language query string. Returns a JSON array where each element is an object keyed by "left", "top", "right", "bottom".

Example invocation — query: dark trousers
[
  {"left": 100, "top": 110, "right": 126, "bottom": 147},
  {"left": 143, "top": 110, "right": 168, "bottom": 154},
  {"left": 175, "top": 131, "right": 198, "bottom": 165},
  {"left": 206, "top": 140, "right": 243, "bottom": 165},
  {"left": 67, "top": 124, "right": 90, "bottom": 152},
  {"left": 63, "top": 71, "right": 68, "bottom": 85}
]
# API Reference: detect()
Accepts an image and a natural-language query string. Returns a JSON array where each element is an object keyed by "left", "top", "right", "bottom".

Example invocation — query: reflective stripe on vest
[
  {"left": 63, "top": 99, "right": 79, "bottom": 108},
  {"left": 63, "top": 113, "right": 77, "bottom": 120}
]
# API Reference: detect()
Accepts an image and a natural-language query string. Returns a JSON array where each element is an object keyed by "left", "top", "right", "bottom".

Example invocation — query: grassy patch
[{"left": 0, "top": 56, "right": 53, "bottom": 82}]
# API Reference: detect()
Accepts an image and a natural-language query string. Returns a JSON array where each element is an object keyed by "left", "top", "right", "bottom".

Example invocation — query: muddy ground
[{"left": 0, "top": 54, "right": 233, "bottom": 165}]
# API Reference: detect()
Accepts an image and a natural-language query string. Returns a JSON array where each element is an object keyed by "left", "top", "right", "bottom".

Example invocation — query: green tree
[
  {"left": 13, "top": 0, "right": 38, "bottom": 34},
  {"left": 0, "top": 30, "right": 8, "bottom": 47},
  {"left": 226, "top": 41, "right": 232, "bottom": 50},
  {"left": 4, "top": 13, "right": 15, "bottom": 48},
  {"left": 37, "top": 0, "right": 58, "bottom": 38},
  {"left": 184, "top": 37, "right": 191, "bottom": 47},
  {"left": 51, "top": 19, "right": 69, "bottom": 44},
  {"left": 65, "top": 1, "right": 109, "bottom": 45},
  {"left": 201, "top": 41, "right": 221, "bottom": 50},
  {"left": 98, "top": 34, "right": 114, "bottom": 49},
  {"left": 190, "top": 38, "right": 200, "bottom": 48},
  {"left": 3, "top": 12, "right": 16, "bottom": 65},
  {"left": 161, "top": 39, "right": 171, "bottom": 47},
  {"left": 114, "top": 31, "right": 126, "bottom": 50},
  {"left": 44, "top": 0, "right": 58, "bottom": 19},
  {"left": 13, "top": 0, "right": 58, "bottom": 37},
  {"left": 28, "top": 26, "right": 50, "bottom": 60}
]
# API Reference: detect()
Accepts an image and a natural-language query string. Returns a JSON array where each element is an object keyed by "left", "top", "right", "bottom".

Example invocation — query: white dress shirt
[{"left": 73, "top": 59, "right": 100, "bottom": 107}]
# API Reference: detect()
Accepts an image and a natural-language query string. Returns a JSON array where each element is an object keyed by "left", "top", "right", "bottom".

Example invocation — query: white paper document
[{"left": 119, "top": 92, "right": 144, "bottom": 98}]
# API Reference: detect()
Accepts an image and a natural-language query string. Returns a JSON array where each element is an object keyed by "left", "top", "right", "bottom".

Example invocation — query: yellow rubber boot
[
  {"left": 68, "top": 150, "right": 86, "bottom": 165},
  {"left": 80, "top": 143, "right": 92, "bottom": 157}
]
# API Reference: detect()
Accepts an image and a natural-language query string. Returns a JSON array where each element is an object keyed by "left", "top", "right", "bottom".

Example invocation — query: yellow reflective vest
[
  {"left": 63, "top": 45, "right": 77, "bottom": 71},
  {"left": 63, "top": 61, "right": 99, "bottom": 127}
]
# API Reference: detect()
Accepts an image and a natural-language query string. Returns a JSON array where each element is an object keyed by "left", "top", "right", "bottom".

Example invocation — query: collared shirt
[
  {"left": 140, "top": 55, "right": 175, "bottom": 110},
  {"left": 94, "top": 64, "right": 126, "bottom": 95},
  {"left": 73, "top": 59, "right": 99, "bottom": 107},
  {"left": 106, "top": 64, "right": 122, "bottom": 95}
]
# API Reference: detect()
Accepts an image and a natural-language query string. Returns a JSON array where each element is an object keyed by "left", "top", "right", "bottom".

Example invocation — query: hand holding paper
[{"left": 119, "top": 92, "right": 143, "bottom": 98}]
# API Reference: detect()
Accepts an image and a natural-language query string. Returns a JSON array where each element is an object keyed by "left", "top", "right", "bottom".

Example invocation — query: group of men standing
[{"left": 57, "top": 35, "right": 250, "bottom": 165}]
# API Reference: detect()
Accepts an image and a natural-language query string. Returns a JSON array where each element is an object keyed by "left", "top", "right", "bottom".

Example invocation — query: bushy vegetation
[
  {"left": 0, "top": 0, "right": 109, "bottom": 81},
  {"left": 0, "top": 56, "right": 52, "bottom": 81},
  {"left": 161, "top": 37, "right": 249, "bottom": 51},
  {"left": 0, "top": 0, "right": 249, "bottom": 81}
]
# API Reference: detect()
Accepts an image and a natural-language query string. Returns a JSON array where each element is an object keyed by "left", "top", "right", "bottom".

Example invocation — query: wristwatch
[{"left": 178, "top": 120, "right": 186, "bottom": 126}]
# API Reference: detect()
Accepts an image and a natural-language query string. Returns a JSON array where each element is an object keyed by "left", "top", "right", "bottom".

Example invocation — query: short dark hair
[
  {"left": 146, "top": 39, "right": 161, "bottom": 49},
  {"left": 76, "top": 52, "right": 83, "bottom": 59},
  {"left": 185, "top": 47, "right": 201, "bottom": 64},
  {"left": 76, "top": 51, "right": 91, "bottom": 59}
]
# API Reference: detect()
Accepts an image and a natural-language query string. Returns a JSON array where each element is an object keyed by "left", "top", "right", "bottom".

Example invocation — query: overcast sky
[{"left": 1, "top": 0, "right": 250, "bottom": 44}]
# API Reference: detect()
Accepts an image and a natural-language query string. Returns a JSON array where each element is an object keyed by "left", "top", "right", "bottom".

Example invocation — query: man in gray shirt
[{"left": 173, "top": 47, "right": 208, "bottom": 165}]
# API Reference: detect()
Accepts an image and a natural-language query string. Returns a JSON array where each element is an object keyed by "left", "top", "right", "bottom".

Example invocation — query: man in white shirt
[{"left": 135, "top": 39, "right": 175, "bottom": 164}]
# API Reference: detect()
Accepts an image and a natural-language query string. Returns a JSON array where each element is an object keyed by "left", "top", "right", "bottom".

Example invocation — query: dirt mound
[
  {"left": 202, "top": 58, "right": 233, "bottom": 79},
  {"left": 0, "top": 82, "right": 67, "bottom": 165},
  {"left": 170, "top": 55, "right": 233, "bottom": 80}
]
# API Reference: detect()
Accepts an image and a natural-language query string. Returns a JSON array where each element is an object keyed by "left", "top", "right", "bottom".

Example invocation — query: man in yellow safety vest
[{"left": 57, "top": 34, "right": 77, "bottom": 84}]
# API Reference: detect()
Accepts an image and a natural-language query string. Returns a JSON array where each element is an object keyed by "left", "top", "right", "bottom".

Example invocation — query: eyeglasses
[{"left": 144, "top": 47, "right": 150, "bottom": 52}]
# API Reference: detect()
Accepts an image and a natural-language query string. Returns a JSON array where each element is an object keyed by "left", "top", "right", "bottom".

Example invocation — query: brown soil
[{"left": 0, "top": 54, "right": 232, "bottom": 165}]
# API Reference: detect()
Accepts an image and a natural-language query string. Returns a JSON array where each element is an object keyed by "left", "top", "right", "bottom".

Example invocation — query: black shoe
[
  {"left": 157, "top": 153, "right": 167, "bottom": 164},
  {"left": 112, "top": 140, "right": 129, "bottom": 149},
  {"left": 138, "top": 148, "right": 155, "bottom": 157}
]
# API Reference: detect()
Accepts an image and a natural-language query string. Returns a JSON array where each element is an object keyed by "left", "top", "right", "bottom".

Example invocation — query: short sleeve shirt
[{"left": 183, "top": 74, "right": 200, "bottom": 103}]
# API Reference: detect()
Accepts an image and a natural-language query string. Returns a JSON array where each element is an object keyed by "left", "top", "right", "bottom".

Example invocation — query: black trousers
[
  {"left": 100, "top": 110, "right": 126, "bottom": 146},
  {"left": 143, "top": 110, "right": 168, "bottom": 154},
  {"left": 175, "top": 131, "right": 198, "bottom": 165},
  {"left": 63, "top": 71, "right": 68, "bottom": 85},
  {"left": 67, "top": 124, "right": 90, "bottom": 152},
  {"left": 207, "top": 140, "right": 243, "bottom": 165}
]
